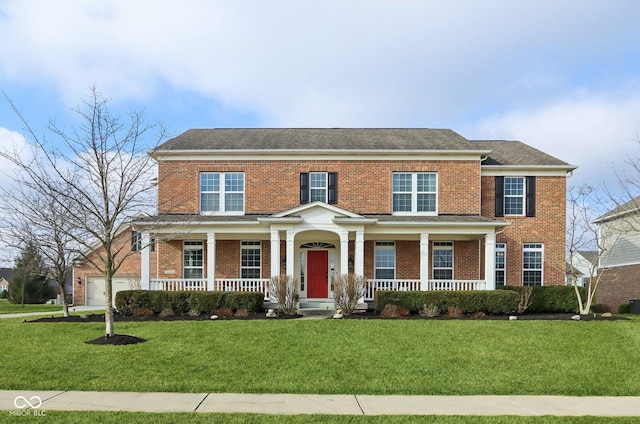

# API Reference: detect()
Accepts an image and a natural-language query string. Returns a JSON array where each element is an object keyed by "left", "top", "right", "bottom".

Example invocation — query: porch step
[{"left": 297, "top": 307, "right": 336, "bottom": 317}]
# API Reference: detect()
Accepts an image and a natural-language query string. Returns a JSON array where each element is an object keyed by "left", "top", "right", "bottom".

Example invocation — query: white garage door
[{"left": 86, "top": 276, "right": 131, "bottom": 306}]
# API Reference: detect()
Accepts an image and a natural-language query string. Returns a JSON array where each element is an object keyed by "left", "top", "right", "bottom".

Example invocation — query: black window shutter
[
  {"left": 495, "top": 176, "right": 504, "bottom": 217},
  {"left": 300, "top": 173, "right": 309, "bottom": 204},
  {"left": 526, "top": 176, "right": 536, "bottom": 217},
  {"left": 328, "top": 172, "right": 337, "bottom": 204}
]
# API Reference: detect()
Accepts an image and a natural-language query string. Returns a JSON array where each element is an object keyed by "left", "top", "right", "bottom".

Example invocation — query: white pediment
[{"left": 271, "top": 201, "right": 364, "bottom": 223}]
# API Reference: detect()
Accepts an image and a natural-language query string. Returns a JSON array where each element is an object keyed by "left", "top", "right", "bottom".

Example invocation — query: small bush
[
  {"left": 618, "top": 303, "right": 631, "bottom": 314},
  {"left": 592, "top": 303, "right": 610, "bottom": 313},
  {"left": 420, "top": 303, "right": 440, "bottom": 317},
  {"left": 380, "top": 304, "right": 410, "bottom": 318},
  {"left": 214, "top": 306, "right": 233, "bottom": 318},
  {"left": 333, "top": 274, "right": 367, "bottom": 315},
  {"left": 226, "top": 292, "right": 264, "bottom": 312},
  {"left": 446, "top": 306, "right": 463, "bottom": 317},
  {"left": 133, "top": 307, "right": 154, "bottom": 318},
  {"left": 270, "top": 275, "right": 298, "bottom": 315},
  {"left": 234, "top": 308, "right": 249, "bottom": 318},
  {"left": 159, "top": 308, "right": 175, "bottom": 318}
]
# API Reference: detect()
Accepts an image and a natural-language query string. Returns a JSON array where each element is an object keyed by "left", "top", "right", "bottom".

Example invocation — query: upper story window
[
  {"left": 495, "top": 176, "right": 535, "bottom": 217},
  {"left": 392, "top": 172, "right": 437, "bottom": 215},
  {"left": 200, "top": 172, "right": 245, "bottom": 215},
  {"left": 300, "top": 172, "right": 337, "bottom": 204}
]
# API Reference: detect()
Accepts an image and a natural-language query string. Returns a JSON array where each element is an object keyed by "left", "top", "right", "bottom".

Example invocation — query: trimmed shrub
[
  {"left": 375, "top": 290, "right": 519, "bottom": 315},
  {"left": 499, "top": 286, "right": 585, "bottom": 313},
  {"left": 618, "top": 303, "right": 631, "bottom": 314},
  {"left": 115, "top": 290, "right": 264, "bottom": 316}
]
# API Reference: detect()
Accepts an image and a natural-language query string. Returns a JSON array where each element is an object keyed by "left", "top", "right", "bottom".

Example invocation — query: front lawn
[
  {"left": 0, "top": 298, "right": 63, "bottom": 314},
  {"left": 1, "top": 318, "right": 638, "bottom": 395}
]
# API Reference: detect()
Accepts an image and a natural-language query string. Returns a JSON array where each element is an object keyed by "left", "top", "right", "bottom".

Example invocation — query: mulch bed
[{"left": 25, "top": 311, "right": 629, "bottom": 346}]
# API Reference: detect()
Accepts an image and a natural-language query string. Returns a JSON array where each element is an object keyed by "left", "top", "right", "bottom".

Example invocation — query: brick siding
[{"left": 595, "top": 264, "right": 640, "bottom": 312}]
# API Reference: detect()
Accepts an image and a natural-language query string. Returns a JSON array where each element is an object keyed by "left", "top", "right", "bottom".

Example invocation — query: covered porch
[{"left": 137, "top": 202, "right": 508, "bottom": 303}]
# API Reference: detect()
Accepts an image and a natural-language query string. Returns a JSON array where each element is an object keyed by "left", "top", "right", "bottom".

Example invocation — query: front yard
[{"left": 1, "top": 317, "right": 639, "bottom": 396}]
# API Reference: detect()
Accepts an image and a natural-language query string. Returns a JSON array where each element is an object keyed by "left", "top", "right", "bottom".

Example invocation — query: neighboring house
[
  {"left": 594, "top": 196, "right": 640, "bottom": 312},
  {"left": 0, "top": 268, "right": 12, "bottom": 293},
  {"left": 72, "top": 128, "right": 575, "bottom": 306},
  {"left": 73, "top": 223, "right": 156, "bottom": 306},
  {"left": 566, "top": 250, "right": 598, "bottom": 287}
]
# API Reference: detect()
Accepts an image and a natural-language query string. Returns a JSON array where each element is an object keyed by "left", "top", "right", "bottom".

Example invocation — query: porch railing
[
  {"left": 149, "top": 278, "right": 271, "bottom": 300},
  {"left": 364, "top": 279, "right": 421, "bottom": 301},
  {"left": 428, "top": 280, "right": 486, "bottom": 291},
  {"left": 149, "top": 278, "right": 486, "bottom": 303}
]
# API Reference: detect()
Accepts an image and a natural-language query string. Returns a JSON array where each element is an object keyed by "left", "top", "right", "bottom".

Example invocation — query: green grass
[
  {"left": 0, "top": 298, "right": 63, "bottom": 314},
  {"left": 12, "top": 412, "right": 638, "bottom": 424},
  {"left": 1, "top": 318, "right": 639, "bottom": 395}
]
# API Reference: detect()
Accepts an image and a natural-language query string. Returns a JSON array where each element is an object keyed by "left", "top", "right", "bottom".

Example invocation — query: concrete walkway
[{"left": 1, "top": 391, "right": 639, "bottom": 416}]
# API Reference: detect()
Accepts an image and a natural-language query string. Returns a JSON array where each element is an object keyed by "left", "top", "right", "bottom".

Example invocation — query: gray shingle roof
[
  {"left": 472, "top": 140, "right": 572, "bottom": 166},
  {"left": 153, "top": 129, "right": 574, "bottom": 168},
  {"left": 155, "top": 128, "right": 480, "bottom": 152},
  {"left": 595, "top": 195, "right": 640, "bottom": 223}
]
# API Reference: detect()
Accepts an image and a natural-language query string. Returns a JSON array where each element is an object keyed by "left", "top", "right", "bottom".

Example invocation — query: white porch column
[
  {"left": 286, "top": 230, "right": 295, "bottom": 277},
  {"left": 207, "top": 232, "right": 216, "bottom": 291},
  {"left": 141, "top": 232, "right": 151, "bottom": 290},
  {"left": 354, "top": 230, "right": 364, "bottom": 276},
  {"left": 484, "top": 232, "right": 496, "bottom": 290},
  {"left": 270, "top": 229, "right": 280, "bottom": 278},
  {"left": 420, "top": 233, "right": 429, "bottom": 291},
  {"left": 339, "top": 231, "right": 349, "bottom": 276}
]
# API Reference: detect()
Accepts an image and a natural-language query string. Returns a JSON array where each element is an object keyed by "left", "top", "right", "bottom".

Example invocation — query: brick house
[
  {"left": 73, "top": 128, "right": 575, "bottom": 306},
  {"left": 594, "top": 196, "right": 640, "bottom": 312}
]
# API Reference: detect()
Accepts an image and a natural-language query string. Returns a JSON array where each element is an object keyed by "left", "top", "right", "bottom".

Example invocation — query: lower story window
[
  {"left": 433, "top": 241, "right": 453, "bottom": 280},
  {"left": 496, "top": 243, "right": 506, "bottom": 287},
  {"left": 241, "top": 241, "right": 261, "bottom": 279},
  {"left": 374, "top": 241, "right": 395, "bottom": 279},
  {"left": 523, "top": 243, "right": 543, "bottom": 286},
  {"left": 183, "top": 241, "right": 204, "bottom": 279}
]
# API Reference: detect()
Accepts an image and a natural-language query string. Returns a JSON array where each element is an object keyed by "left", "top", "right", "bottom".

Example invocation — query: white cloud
[
  {"left": 468, "top": 93, "right": 640, "bottom": 190},
  {"left": 1, "top": 0, "right": 639, "bottom": 126}
]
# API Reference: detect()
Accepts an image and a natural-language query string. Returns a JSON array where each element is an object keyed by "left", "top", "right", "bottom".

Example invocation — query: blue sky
[{"left": 1, "top": 1, "right": 639, "bottom": 194}]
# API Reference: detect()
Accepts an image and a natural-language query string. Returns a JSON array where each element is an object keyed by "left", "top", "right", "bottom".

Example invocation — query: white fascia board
[
  {"left": 154, "top": 149, "right": 490, "bottom": 162},
  {"left": 481, "top": 165, "right": 577, "bottom": 177},
  {"left": 333, "top": 218, "right": 379, "bottom": 224},
  {"left": 257, "top": 217, "right": 304, "bottom": 224}
]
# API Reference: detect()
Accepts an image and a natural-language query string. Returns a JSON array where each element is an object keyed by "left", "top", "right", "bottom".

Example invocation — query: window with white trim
[
  {"left": 200, "top": 172, "right": 245, "bottom": 214},
  {"left": 183, "top": 241, "right": 204, "bottom": 279},
  {"left": 241, "top": 241, "right": 261, "bottom": 279},
  {"left": 495, "top": 243, "right": 506, "bottom": 287},
  {"left": 523, "top": 243, "right": 543, "bottom": 286},
  {"left": 504, "top": 177, "right": 524, "bottom": 215},
  {"left": 392, "top": 172, "right": 437, "bottom": 214},
  {"left": 374, "top": 242, "right": 395, "bottom": 279},
  {"left": 433, "top": 241, "right": 453, "bottom": 280},
  {"left": 309, "top": 172, "right": 327, "bottom": 202}
]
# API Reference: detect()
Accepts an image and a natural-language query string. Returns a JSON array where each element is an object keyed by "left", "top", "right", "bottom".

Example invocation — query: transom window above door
[{"left": 392, "top": 172, "right": 437, "bottom": 215}]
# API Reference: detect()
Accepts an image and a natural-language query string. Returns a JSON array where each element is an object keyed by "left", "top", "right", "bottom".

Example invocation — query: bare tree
[
  {"left": 566, "top": 185, "right": 618, "bottom": 314},
  {"left": 0, "top": 87, "right": 166, "bottom": 337},
  {"left": 0, "top": 176, "right": 77, "bottom": 316}
]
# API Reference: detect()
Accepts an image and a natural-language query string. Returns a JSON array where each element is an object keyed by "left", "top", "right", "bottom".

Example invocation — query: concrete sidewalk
[{"left": 2, "top": 391, "right": 639, "bottom": 416}]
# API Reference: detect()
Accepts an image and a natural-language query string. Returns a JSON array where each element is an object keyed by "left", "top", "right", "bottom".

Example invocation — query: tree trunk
[{"left": 104, "top": 271, "right": 115, "bottom": 337}]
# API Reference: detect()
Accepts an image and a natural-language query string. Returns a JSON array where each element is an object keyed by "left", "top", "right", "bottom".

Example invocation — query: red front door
[{"left": 307, "top": 250, "right": 329, "bottom": 298}]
